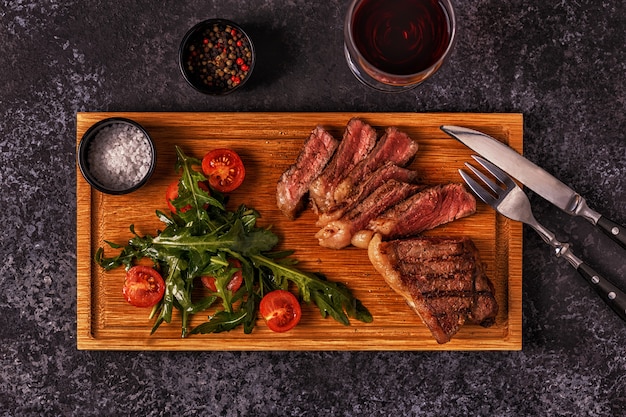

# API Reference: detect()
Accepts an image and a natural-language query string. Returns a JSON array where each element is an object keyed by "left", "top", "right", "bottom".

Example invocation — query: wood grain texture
[{"left": 76, "top": 112, "right": 523, "bottom": 350}]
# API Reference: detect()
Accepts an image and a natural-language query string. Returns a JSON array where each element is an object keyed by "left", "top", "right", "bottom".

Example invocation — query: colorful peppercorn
[{"left": 183, "top": 21, "right": 253, "bottom": 93}]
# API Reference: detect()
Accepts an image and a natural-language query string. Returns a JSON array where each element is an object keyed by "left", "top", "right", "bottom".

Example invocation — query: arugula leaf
[
  {"left": 172, "top": 146, "right": 225, "bottom": 232},
  {"left": 150, "top": 218, "right": 278, "bottom": 257},
  {"left": 251, "top": 254, "right": 373, "bottom": 325},
  {"left": 189, "top": 309, "right": 250, "bottom": 334}
]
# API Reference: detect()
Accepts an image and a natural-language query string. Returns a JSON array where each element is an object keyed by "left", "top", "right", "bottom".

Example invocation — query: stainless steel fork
[{"left": 460, "top": 155, "right": 626, "bottom": 323}]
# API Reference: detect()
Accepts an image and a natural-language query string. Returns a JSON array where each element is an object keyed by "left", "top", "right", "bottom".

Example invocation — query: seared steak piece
[
  {"left": 315, "top": 180, "right": 421, "bottom": 249},
  {"left": 318, "top": 162, "right": 422, "bottom": 226},
  {"left": 368, "top": 233, "right": 498, "bottom": 344},
  {"left": 276, "top": 125, "right": 339, "bottom": 220},
  {"left": 369, "top": 183, "right": 476, "bottom": 239},
  {"left": 309, "top": 118, "right": 377, "bottom": 214},
  {"left": 332, "top": 127, "right": 419, "bottom": 205}
]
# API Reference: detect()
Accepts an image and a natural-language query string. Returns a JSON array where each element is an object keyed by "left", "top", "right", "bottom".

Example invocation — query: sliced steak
[
  {"left": 315, "top": 180, "right": 421, "bottom": 249},
  {"left": 309, "top": 118, "right": 377, "bottom": 214},
  {"left": 276, "top": 125, "right": 339, "bottom": 220},
  {"left": 318, "top": 162, "right": 422, "bottom": 226},
  {"left": 332, "top": 127, "right": 419, "bottom": 205},
  {"left": 368, "top": 233, "right": 498, "bottom": 344},
  {"left": 369, "top": 183, "right": 476, "bottom": 239}
]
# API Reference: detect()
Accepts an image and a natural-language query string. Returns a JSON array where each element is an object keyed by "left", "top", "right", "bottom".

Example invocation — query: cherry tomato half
[
  {"left": 201, "top": 149, "right": 245, "bottom": 193},
  {"left": 165, "top": 181, "right": 181, "bottom": 213},
  {"left": 165, "top": 180, "right": 209, "bottom": 213},
  {"left": 201, "top": 259, "right": 243, "bottom": 293},
  {"left": 259, "top": 290, "right": 302, "bottom": 333},
  {"left": 123, "top": 266, "right": 165, "bottom": 308}
]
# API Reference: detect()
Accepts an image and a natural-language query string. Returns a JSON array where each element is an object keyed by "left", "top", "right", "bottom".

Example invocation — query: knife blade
[{"left": 441, "top": 125, "right": 626, "bottom": 250}]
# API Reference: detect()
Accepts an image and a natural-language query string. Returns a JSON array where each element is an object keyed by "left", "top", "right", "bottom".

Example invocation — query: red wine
[{"left": 351, "top": 0, "right": 452, "bottom": 75}]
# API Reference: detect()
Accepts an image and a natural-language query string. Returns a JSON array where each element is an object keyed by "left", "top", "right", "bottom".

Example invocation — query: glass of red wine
[{"left": 344, "top": 0, "right": 456, "bottom": 92}]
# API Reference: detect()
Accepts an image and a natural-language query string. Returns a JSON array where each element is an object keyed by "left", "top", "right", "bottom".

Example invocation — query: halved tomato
[
  {"left": 201, "top": 149, "right": 245, "bottom": 193},
  {"left": 201, "top": 259, "right": 243, "bottom": 293},
  {"left": 165, "top": 181, "right": 181, "bottom": 213},
  {"left": 166, "top": 180, "right": 209, "bottom": 213},
  {"left": 123, "top": 266, "right": 165, "bottom": 308},
  {"left": 259, "top": 290, "right": 302, "bottom": 332}
]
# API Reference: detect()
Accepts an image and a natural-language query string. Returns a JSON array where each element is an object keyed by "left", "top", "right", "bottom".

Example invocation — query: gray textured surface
[{"left": 1, "top": 0, "right": 625, "bottom": 416}]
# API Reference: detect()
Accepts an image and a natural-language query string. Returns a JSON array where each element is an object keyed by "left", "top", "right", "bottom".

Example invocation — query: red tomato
[
  {"left": 201, "top": 259, "right": 243, "bottom": 293},
  {"left": 259, "top": 290, "right": 302, "bottom": 333},
  {"left": 165, "top": 180, "right": 209, "bottom": 213},
  {"left": 123, "top": 266, "right": 165, "bottom": 308},
  {"left": 165, "top": 181, "right": 181, "bottom": 213},
  {"left": 201, "top": 149, "right": 245, "bottom": 193}
]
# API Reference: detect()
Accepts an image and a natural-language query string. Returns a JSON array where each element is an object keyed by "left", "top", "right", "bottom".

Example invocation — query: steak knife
[{"left": 440, "top": 125, "right": 626, "bottom": 250}]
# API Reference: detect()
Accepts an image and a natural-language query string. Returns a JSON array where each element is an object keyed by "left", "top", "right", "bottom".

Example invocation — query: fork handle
[
  {"left": 577, "top": 263, "right": 626, "bottom": 322},
  {"left": 541, "top": 234, "right": 626, "bottom": 323}
]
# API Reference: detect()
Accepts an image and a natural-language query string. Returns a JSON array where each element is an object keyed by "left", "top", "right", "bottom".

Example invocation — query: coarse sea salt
[{"left": 87, "top": 123, "right": 153, "bottom": 191}]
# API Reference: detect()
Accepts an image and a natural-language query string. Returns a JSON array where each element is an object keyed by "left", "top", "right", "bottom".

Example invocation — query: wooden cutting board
[{"left": 76, "top": 112, "right": 523, "bottom": 350}]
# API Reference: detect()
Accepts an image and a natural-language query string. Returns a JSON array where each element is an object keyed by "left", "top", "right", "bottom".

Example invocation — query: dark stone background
[{"left": 1, "top": 1, "right": 624, "bottom": 416}]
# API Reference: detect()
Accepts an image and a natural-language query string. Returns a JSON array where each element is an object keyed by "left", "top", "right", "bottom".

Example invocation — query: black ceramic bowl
[
  {"left": 77, "top": 118, "right": 156, "bottom": 195},
  {"left": 179, "top": 18, "right": 256, "bottom": 95}
]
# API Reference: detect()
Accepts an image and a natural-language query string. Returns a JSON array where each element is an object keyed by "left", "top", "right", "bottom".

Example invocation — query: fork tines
[{"left": 459, "top": 155, "right": 512, "bottom": 204}]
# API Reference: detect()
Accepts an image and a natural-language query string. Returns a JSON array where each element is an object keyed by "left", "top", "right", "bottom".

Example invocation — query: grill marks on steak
[
  {"left": 309, "top": 118, "right": 377, "bottom": 214},
  {"left": 276, "top": 125, "right": 339, "bottom": 220},
  {"left": 368, "top": 234, "right": 498, "bottom": 344},
  {"left": 369, "top": 183, "right": 476, "bottom": 240}
]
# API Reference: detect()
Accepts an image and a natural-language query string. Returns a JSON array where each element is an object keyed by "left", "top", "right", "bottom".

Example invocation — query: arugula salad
[{"left": 95, "top": 146, "right": 372, "bottom": 337}]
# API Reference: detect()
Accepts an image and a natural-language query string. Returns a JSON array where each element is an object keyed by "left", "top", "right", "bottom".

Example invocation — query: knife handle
[
  {"left": 597, "top": 216, "right": 626, "bottom": 250},
  {"left": 577, "top": 263, "right": 626, "bottom": 323}
]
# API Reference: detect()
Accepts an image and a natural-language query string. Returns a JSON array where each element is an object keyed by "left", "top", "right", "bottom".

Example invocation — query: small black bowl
[
  {"left": 179, "top": 18, "right": 256, "bottom": 95},
  {"left": 77, "top": 118, "right": 156, "bottom": 195}
]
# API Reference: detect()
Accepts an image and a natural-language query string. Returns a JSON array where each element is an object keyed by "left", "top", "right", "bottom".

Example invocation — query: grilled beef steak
[
  {"left": 317, "top": 162, "right": 421, "bottom": 226},
  {"left": 316, "top": 180, "right": 421, "bottom": 249},
  {"left": 369, "top": 183, "right": 476, "bottom": 239},
  {"left": 277, "top": 120, "right": 498, "bottom": 344},
  {"left": 368, "top": 233, "right": 498, "bottom": 344},
  {"left": 276, "top": 125, "right": 339, "bottom": 220},
  {"left": 309, "top": 118, "right": 377, "bottom": 214},
  {"left": 332, "top": 126, "right": 419, "bottom": 206}
]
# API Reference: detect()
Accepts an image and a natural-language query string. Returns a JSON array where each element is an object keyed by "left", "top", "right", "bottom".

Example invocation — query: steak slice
[
  {"left": 368, "top": 233, "right": 498, "bottom": 344},
  {"left": 276, "top": 125, "right": 339, "bottom": 220},
  {"left": 332, "top": 126, "right": 419, "bottom": 206},
  {"left": 309, "top": 118, "right": 377, "bottom": 214},
  {"left": 318, "top": 162, "right": 421, "bottom": 226},
  {"left": 315, "top": 180, "right": 421, "bottom": 249},
  {"left": 369, "top": 183, "right": 476, "bottom": 239}
]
